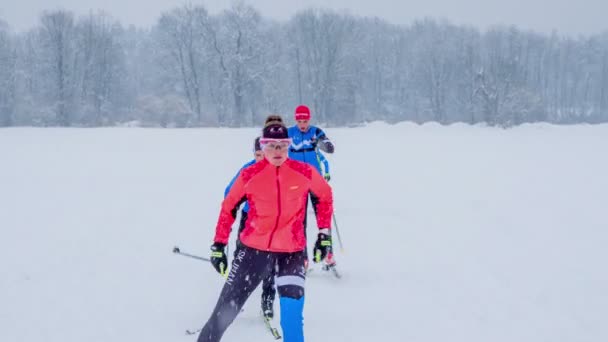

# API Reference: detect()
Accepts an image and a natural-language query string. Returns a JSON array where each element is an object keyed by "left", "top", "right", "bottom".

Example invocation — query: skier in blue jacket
[
  {"left": 288, "top": 105, "right": 335, "bottom": 266},
  {"left": 288, "top": 105, "right": 334, "bottom": 177}
]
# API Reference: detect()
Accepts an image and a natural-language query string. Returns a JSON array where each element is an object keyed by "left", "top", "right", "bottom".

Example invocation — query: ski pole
[
  {"left": 173, "top": 246, "right": 228, "bottom": 278},
  {"left": 172, "top": 246, "right": 211, "bottom": 262},
  {"left": 332, "top": 213, "right": 344, "bottom": 253},
  {"left": 185, "top": 328, "right": 202, "bottom": 336}
]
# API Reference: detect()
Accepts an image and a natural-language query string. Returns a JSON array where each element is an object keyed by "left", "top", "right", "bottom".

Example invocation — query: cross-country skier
[
  {"left": 222, "top": 115, "right": 286, "bottom": 320},
  {"left": 198, "top": 121, "right": 334, "bottom": 342},
  {"left": 224, "top": 136, "right": 279, "bottom": 319},
  {"left": 287, "top": 105, "right": 335, "bottom": 265}
]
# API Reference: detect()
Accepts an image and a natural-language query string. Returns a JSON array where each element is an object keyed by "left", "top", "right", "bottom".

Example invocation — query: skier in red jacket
[{"left": 197, "top": 122, "right": 333, "bottom": 342}]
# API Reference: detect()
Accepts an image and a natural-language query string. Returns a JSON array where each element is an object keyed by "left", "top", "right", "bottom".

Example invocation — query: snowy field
[{"left": 1, "top": 123, "right": 607, "bottom": 342}]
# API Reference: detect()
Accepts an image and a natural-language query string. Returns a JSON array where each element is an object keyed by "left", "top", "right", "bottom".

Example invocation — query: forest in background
[{"left": 1, "top": 3, "right": 607, "bottom": 127}]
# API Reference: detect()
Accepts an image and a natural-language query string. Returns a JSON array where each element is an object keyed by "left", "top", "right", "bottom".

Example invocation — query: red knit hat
[{"left": 294, "top": 105, "right": 311, "bottom": 121}]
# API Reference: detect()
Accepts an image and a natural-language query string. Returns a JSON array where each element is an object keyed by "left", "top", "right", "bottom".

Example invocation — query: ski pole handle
[{"left": 172, "top": 246, "right": 211, "bottom": 262}]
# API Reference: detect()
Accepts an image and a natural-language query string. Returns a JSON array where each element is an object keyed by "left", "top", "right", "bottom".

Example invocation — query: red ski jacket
[{"left": 214, "top": 158, "right": 333, "bottom": 252}]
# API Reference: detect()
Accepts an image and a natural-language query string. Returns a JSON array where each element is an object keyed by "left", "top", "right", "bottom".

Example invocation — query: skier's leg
[
  {"left": 197, "top": 245, "right": 274, "bottom": 342},
  {"left": 276, "top": 251, "right": 307, "bottom": 342},
  {"left": 261, "top": 265, "right": 277, "bottom": 317}
]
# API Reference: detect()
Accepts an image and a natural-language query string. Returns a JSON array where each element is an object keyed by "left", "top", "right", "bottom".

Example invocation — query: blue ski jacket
[
  {"left": 224, "top": 159, "right": 255, "bottom": 213},
  {"left": 287, "top": 125, "right": 334, "bottom": 175}
]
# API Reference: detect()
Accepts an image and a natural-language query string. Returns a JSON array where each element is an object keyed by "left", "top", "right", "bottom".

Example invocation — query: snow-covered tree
[
  {"left": 38, "top": 10, "right": 78, "bottom": 126},
  {"left": 2, "top": 6, "right": 608, "bottom": 127},
  {"left": 74, "top": 12, "right": 128, "bottom": 125},
  {"left": 0, "top": 19, "right": 16, "bottom": 126}
]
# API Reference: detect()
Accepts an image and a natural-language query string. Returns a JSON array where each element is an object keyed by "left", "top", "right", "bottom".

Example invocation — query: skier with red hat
[
  {"left": 288, "top": 105, "right": 334, "bottom": 178},
  {"left": 287, "top": 105, "right": 336, "bottom": 268}
]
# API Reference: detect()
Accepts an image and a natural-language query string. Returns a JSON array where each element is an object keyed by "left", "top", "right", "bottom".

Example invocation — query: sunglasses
[{"left": 260, "top": 138, "right": 291, "bottom": 151}]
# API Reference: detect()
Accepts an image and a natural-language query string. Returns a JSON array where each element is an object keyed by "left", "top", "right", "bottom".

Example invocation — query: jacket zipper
[{"left": 267, "top": 166, "right": 281, "bottom": 250}]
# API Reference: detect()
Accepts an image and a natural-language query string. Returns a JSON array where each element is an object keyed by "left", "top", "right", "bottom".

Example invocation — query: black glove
[
  {"left": 313, "top": 232, "right": 332, "bottom": 263},
  {"left": 323, "top": 173, "right": 331, "bottom": 182},
  {"left": 210, "top": 242, "right": 228, "bottom": 276},
  {"left": 318, "top": 137, "right": 334, "bottom": 153}
]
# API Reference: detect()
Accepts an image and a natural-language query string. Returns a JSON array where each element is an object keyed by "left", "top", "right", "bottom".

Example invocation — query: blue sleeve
[
  {"left": 318, "top": 152, "right": 330, "bottom": 174},
  {"left": 224, "top": 170, "right": 241, "bottom": 198},
  {"left": 224, "top": 160, "right": 255, "bottom": 198}
]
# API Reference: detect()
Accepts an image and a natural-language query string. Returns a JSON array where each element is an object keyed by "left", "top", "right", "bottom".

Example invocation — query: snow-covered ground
[{"left": 1, "top": 123, "right": 607, "bottom": 342}]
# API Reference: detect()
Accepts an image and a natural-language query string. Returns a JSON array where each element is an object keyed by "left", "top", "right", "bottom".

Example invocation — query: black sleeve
[
  {"left": 230, "top": 196, "right": 248, "bottom": 219},
  {"left": 316, "top": 128, "right": 334, "bottom": 153}
]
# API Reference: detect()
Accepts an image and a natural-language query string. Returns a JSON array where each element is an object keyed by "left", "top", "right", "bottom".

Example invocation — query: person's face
[
  {"left": 254, "top": 150, "right": 264, "bottom": 162},
  {"left": 263, "top": 140, "right": 290, "bottom": 166},
  {"left": 296, "top": 120, "right": 310, "bottom": 132}
]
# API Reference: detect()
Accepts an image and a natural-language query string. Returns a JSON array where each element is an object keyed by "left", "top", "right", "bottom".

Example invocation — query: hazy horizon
[{"left": 1, "top": 0, "right": 607, "bottom": 36}]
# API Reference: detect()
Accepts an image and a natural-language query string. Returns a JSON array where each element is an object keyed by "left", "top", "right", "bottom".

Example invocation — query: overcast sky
[{"left": 1, "top": 0, "right": 607, "bottom": 35}]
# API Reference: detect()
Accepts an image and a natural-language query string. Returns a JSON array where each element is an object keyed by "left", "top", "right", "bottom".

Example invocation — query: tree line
[{"left": 1, "top": 3, "right": 607, "bottom": 127}]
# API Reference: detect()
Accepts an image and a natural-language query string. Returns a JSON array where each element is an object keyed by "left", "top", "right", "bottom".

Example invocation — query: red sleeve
[
  {"left": 214, "top": 172, "right": 247, "bottom": 244},
  {"left": 309, "top": 168, "right": 333, "bottom": 229}
]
